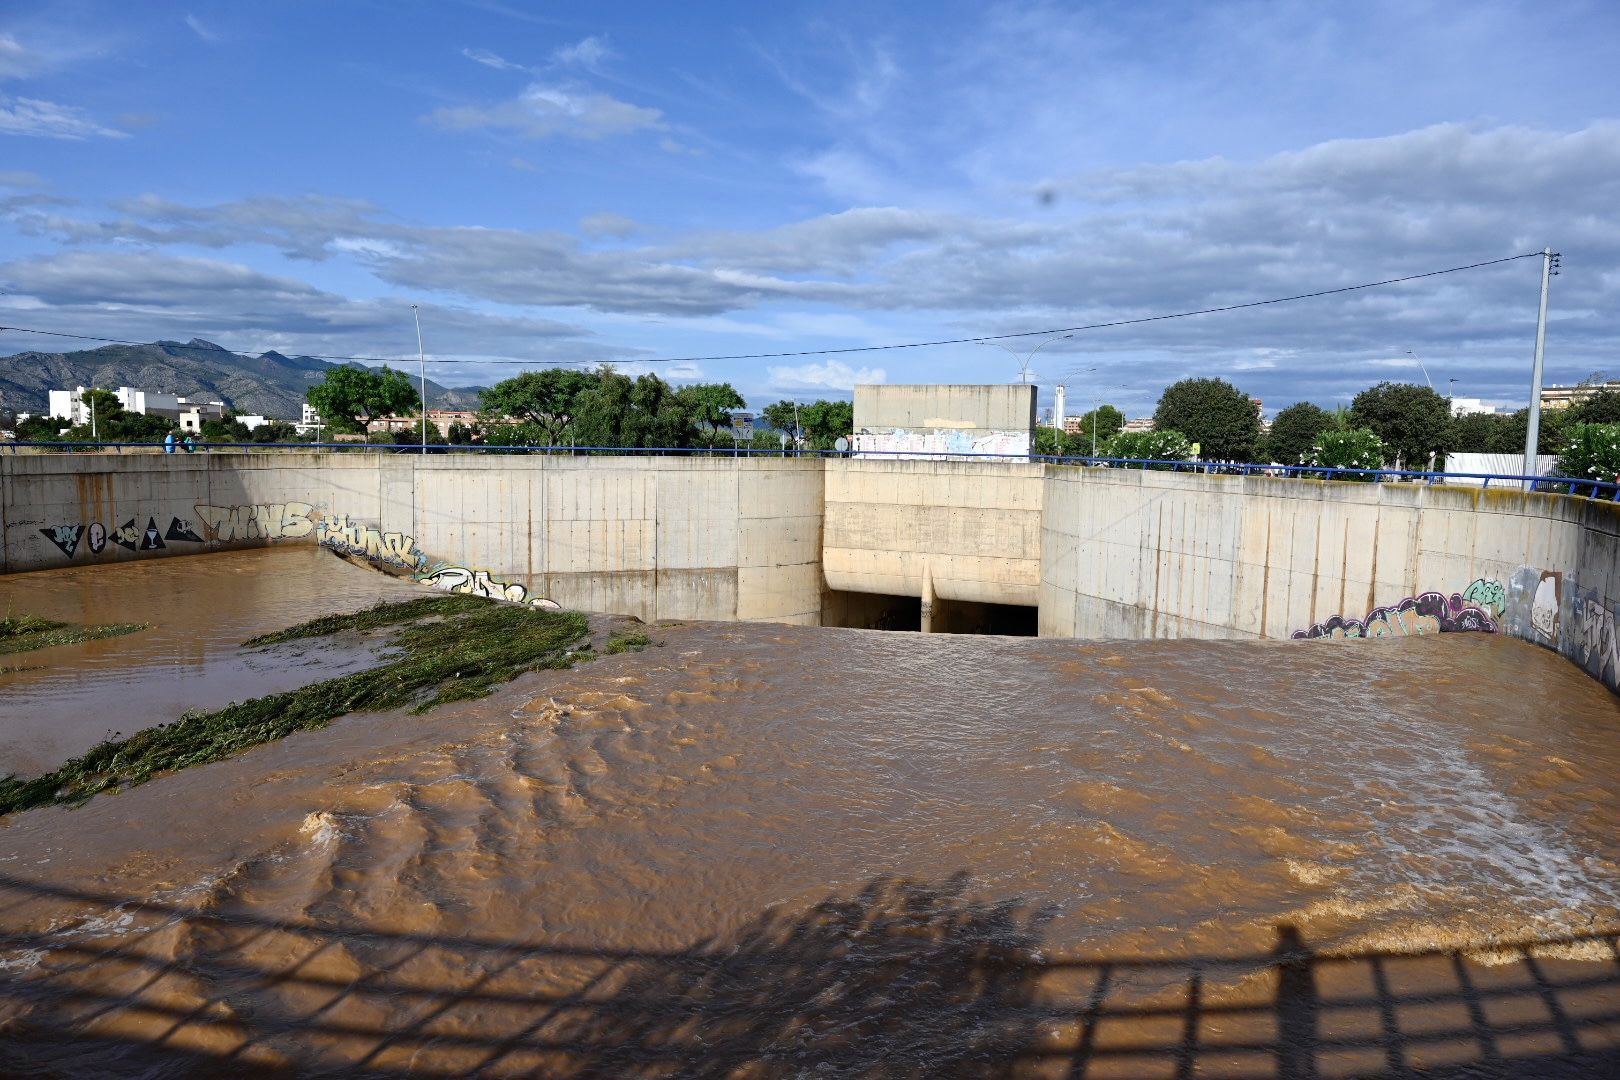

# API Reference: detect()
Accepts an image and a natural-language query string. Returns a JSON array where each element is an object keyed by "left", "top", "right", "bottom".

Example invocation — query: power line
[{"left": 0, "top": 250, "right": 1544, "bottom": 368}]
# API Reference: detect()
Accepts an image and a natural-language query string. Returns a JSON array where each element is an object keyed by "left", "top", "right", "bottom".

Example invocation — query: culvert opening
[
  {"left": 928, "top": 597, "right": 1039, "bottom": 637},
  {"left": 822, "top": 591, "right": 1037, "bottom": 636}
]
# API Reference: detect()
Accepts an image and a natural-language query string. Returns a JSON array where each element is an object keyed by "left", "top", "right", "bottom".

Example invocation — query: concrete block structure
[{"left": 851, "top": 384, "right": 1035, "bottom": 459}]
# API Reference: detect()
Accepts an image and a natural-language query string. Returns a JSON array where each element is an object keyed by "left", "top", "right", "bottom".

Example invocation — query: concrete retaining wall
[
  {"left": 0, "top": 453, "right": 825, "bottom": 625},
  {"left": 1039, "top": 466, "right": 1620, "bottom": 691},
  {"left": 8, "top": 452, "right": 1620, "bottom": 694}
]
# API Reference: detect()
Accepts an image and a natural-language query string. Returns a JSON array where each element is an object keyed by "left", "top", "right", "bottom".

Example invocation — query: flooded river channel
[{"left": 0, "top": 550, "right": 1617, "bottom": 1076}]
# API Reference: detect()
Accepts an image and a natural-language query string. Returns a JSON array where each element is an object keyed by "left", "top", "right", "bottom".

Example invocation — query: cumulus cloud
[
  {"left": 767, "top": 359, "right": 886, "bottom": 392},
  {"left": 0, "top": 250, "right": 631, "bottom": 379},
  {"left": 425, "top": 82, "right": 663, "bottom": 140},
  {"left": 0, "top": 95, "right": 126, "bottom": 139}
]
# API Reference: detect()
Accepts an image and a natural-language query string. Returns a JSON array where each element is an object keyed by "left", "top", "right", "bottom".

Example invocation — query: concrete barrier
[{"left": 7, "top": 453, "right": 1620, "bottom": 693}]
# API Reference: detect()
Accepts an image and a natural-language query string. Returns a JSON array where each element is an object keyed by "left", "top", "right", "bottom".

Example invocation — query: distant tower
[{"left": 1054, "top": 385, "right": 1066, "bottom": 431}]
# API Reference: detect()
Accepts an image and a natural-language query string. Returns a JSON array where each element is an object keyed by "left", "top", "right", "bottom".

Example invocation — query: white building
[
  {"left": 295, "top": 403, "right": 324, "bottom": 436},
  {"left": 48, "top": 385, "right": 226, "bottom": 428}
]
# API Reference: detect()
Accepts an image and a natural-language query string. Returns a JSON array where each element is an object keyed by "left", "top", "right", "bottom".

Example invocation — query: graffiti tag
[
  {"left": 38, "top": 524, "right": 84, "bottom": 558},
  {"left": 1462, "top": 577, "right": 1507, "bottom": 619},
  {"left": 1292, "top": 589, "right": 1498, "bottom": 640},
  {"left": 113, "top": 519, "right": 140, "bottom": 551},
  {"left": 1570, "top": 586, "right": 1620, "bottom": 685},
  {"left": 315, "top": 514, "right": 425, "bottom": 570},
  {"left": 196, "top": 502, "right": 315, "bottom": 542},
  {"left": 418, "top": 564, "right": 560, "bottom": 609},
  {"left": 87, "top": 522, "right": 106, "bottom": 554}
]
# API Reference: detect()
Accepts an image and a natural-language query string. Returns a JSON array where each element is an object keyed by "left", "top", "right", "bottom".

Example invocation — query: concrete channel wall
[
  {"left": 1040, "top": 466, "right": 1620, "bottom": 691},
  {"left": 7, "top": 452, "right": 1620, "bottom": 693},
  {"left": 0, "top": 453, "right": 825, "bottom": 625}
]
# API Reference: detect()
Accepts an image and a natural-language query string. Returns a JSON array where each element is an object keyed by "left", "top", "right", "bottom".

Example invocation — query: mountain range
[{"left": 0, "top": 339, "right": 487, "bottom": 420}]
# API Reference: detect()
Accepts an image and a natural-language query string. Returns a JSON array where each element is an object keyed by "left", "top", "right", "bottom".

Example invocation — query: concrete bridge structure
[{"left": 4, "top": 451, "right": 1620, "bottom": 694}]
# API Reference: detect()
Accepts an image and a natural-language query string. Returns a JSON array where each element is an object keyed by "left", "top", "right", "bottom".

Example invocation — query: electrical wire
[{"left": 0, "top": 250, "right": 1545, "bottom": 367}]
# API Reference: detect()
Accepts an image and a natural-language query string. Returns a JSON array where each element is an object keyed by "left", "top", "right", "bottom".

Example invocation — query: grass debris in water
[
  {"left": 0, "top": 614, "right": 145, "bottom": 655},
  {"left": 0, "top": 596, "right": 587, "bottom": 815}
]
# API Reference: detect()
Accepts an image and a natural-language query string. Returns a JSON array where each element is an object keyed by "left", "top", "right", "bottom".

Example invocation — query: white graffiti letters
[
  {"left": 315, "top": 514, "right": 425, "bottom": 570},
  {"left": 195, "top": 502, "right": 315, "bottom": 542},
  {"left": 418, "top": 564, "right": 560, "bottom": 609}
]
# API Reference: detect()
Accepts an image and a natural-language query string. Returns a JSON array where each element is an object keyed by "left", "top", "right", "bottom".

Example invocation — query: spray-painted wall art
[
  {"left": 853, "top": 428, "right": 1031, "bottom": 459},
  {"left": 418, "top": 564, "right": 560, "bottom": 609},
  {"left": 1292, "top": 583, "right": 1501, "bottom": 640},
  {"left": 195, "top": 502, "right": 315, "bottom": 542}
]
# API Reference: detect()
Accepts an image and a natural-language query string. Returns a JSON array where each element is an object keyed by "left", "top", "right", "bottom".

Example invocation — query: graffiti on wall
[
  {"left": 314, "top": 513, "right": 426, "bottom": 571},
  {"left": 853, "top": 428, "right": 1031, "bottom": 459},
  {"left": 418, "top": 564, "right": 560, "bottom": 609},
  {"left": 1292, "top": 584, "right": 1500, "bottom": 640},
  {"left": 38, "top": 524, "right": 84, "bottom": 558},
  {"left": 1530, "top": 571, "right": 1562, "bottom": 644},
  {"left": 1569, "top": 584, "right": 1619, "bottom": 685},
  {"left": 195, "top": 502, "right": 314, "bottom": 542},
  {"left": 1461, "top": 577, "right": 1507, "bottom": 620}
]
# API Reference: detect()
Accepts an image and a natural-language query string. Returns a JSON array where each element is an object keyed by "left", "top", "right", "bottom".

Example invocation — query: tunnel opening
[
  {"left": 928, "top": 597, "right": 1039, "bottom": 637},
  {"left": 821, "top": 591, "right": 1038, "bottom": 636},
  {"left": 822, "top": 590, "right": 923, "bottom": 631}
]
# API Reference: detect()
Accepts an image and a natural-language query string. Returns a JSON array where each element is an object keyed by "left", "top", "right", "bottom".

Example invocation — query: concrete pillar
[
  {"left": 1054, "top": 385, "right": 1066, "bottom": 435},
  {"left": 920, "top": 558, "right": 935, "bottom": 633}
]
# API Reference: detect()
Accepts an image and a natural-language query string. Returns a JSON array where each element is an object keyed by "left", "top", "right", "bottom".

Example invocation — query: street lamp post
[
  {"left": 977, "top": 333, "right": 1074, "bottom": 384},
  {"left": 412, "top": 304, "right": 427, "bottom": 455}
]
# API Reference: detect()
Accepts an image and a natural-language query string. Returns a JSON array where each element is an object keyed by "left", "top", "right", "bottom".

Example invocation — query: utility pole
[
  {"left": 89, "top": 392, "right": 95, "bottom": 440},
  {"left": 1523, "top": 247, "right": 1560, "bottom": 488},
  {"left": 412, "top": 304, "right": 427, "bottom": 455}
]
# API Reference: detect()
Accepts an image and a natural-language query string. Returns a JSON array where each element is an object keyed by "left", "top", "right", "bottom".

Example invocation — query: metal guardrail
[{"left": 5, "top": 440, "right": 1617, "bottom": 500}]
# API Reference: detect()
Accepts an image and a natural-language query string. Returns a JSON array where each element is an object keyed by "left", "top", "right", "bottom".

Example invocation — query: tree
[
  {"left": 797, "top": 400, "right": 854, "bottom": 450},
  {"left": 1307, "top": 428, "right": 1385, "bottom": 481},
  {"left": 1152, "top": 378, "right": 1261, "bottom": 461},
  {"left": 1067, "top": 404, "right": 1124, "bottom": 454},
  {"left": 676, "top": 383, "right": 747, "bottom": 447},
  {"left": 200, "top": 418, "right": 253, "bottom": 442},
  {"left": 478, "top": 369, "right": 595, "bottom": 446},
  {"left": 1263, "top": 402, "right": 1334, "bottom": 465},
  {"left": 572, "top": 368, "right": 695, "bottom": 449},
  {"left": 447, "top": 421, "right": 476, "bottom": 445},
  {"left": 1449, "top": 412, "right": 1512, "bottom": 454},
  {"left": 306, "top": 365, "right": 420, "bottom": 435},
  {"left": 1033, "top": 427, "right": 1065, "bottom": 456},
  {"left": 252, "top": 420, "right": 300, "bottom": 443},
  {"left": 1104, "top": 429, "right": 1193, "bottom": 469},
  {"left": 1486, "top": 407, "right": 1570, "bottom": 457},
  {"left": 1568, "top": 389, "right": 1620, "bottom": 425},
  {"left": 761, "top": 400, "right": 800, "bottom": 437},
  {"left": 80, "top": 388, "right": 123, "bottom": 428},
  {"left": 1553, "top": 423, "right": 1620, "bottom": 490},
  {"left": 15, "top": 414, "right": 63, "bottom": 441},
  {"left": 1347, "top": 382, "right": 1451, "bottom": 469}
]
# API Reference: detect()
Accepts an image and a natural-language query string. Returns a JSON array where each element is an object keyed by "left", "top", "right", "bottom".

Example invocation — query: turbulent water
[{"left": 0, "top": 550, "right": 1618, "bottom": 1077}]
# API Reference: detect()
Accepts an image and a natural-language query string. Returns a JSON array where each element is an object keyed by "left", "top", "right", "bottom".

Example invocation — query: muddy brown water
[{"left": 0, "top": 550, "right": 1617, "bottom": 1076}]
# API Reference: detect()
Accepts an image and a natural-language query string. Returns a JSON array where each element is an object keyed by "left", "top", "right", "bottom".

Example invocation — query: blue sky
[{"left": 3, "top": 0, "right": 1620, "bottom": 417}]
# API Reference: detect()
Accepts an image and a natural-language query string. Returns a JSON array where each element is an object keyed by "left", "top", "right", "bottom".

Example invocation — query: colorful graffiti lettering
[
  {"left": 315, "top": 513, "right": 425, "bottom": 571},
  {"left": 1569, "top": 585, "right": 1620, "bottom": 685},
  {"left": 1462, "top": 577, "right": 1507, "bottom": 619},
  {"left": 38, "top": 524, "right": 84, "bottom": 558},
  {"left": 417, "top": 564, "right": 560, "bottom": 609},
  {"left": 853, "top": 428, "right": 1031, "bottom": 459},
  {"left": 195, "top": 502, "right": 315, "bottom": 542},
  {"left": 1292, "top": 588, "right": 1499, "bottom": 640}
]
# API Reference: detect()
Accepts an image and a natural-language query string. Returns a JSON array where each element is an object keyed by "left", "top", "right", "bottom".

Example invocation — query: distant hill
[{"left": 0, "top": 338, "right": 487, "bottom": 420}]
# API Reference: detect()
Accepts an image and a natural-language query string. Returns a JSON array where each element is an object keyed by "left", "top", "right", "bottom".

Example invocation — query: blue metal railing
[{"left": 5, "top": 440, "right": 1616, "bottom": 500}]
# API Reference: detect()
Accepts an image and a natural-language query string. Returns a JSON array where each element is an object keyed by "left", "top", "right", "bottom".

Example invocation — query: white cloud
[
  {"left": 0, "top": 96, "right": 126, "bottom": 139},
  {"left": 462, "top": 47, "right": 526, "bottom": 72},
  {"left": 183, "top": 14, "right": 218, "bottom": 43},
  {"left": 0, "top": 33, "right": 30, "bottom": 78},
  {"left": 580, "top": 211, "right": 638, "bottom": 238},
  {"left": 767, "top": 359, "right": 887, "bottom": 392},
  {"left": 425, "top": 82, "right": 664, "bottom": 140},
  {"left": 551, "top": 35, "right": 613, "bottom": 72}
]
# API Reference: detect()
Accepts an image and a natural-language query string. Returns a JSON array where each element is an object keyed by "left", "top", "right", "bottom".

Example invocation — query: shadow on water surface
[{"left": 0, "top": 873, "right": 1616, "bottom": 1078}]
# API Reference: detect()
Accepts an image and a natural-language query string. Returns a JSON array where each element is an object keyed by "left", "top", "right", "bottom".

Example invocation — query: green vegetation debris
[
  {"left": 0, "top": 614, "right": 145, "bottom": 655},
  {"left": 0, "top": 596, "right": 587, "bottom": 816},
  {"left": 604, "top": 630, "right": 652, "bottom": 655}
]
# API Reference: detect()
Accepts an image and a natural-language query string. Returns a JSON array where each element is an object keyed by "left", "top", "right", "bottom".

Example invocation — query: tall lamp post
[
  {"left": 977, "top": 333, "right": 1074, "bottom": 384},
  {"left": 412, "top": 304, "right": 427, "bottom": 455},
  {"left": 1523, "top": 247, "right": 1560, "bottom": 488}
]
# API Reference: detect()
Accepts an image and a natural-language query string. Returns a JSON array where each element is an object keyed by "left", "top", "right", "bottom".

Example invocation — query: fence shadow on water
[{"left": 0, "top": 872, "right": 1616, "bottom": 1078}]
